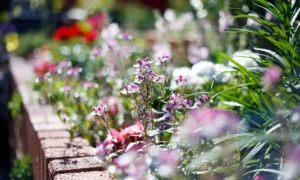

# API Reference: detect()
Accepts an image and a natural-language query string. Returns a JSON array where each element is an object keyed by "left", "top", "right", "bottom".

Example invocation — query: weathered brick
[
  {"left": 41, "top": 137, "right": 89, "bottom": 149},
  {"left": 48, "top": 157, "right": 104, "bottom": 179},
  {"left": 43, "top": 146, "right": 95, "bottom": 180},
  {"left": 33, "top": 123, "right": 70, "bottom": 132},
  {"left": 44, "top": 146, "right": 96, "bottom": 160},
  {"left": 38, "top": 131, "right": 70, "bottom": 140},
  {"left": 53, "top": 171, "right": 112, "bottom": 180}
]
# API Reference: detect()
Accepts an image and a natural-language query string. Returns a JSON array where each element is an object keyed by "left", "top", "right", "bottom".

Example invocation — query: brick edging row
[{"left": 10, "top": 56, "right": 112, "bottom": 180}]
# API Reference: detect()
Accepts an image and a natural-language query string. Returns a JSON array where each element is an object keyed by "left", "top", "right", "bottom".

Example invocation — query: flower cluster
[
  {"left": 179, "top": 108, "right": 239, "bottom": 145},
  {"left": 96, "top": 122, "right": 145, "bottom": 158}
]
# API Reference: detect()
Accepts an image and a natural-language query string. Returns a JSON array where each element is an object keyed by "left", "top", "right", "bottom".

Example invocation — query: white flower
[
  {"left": 170, "top": 67, "right": 192, "bottom": 90},
  {"left": 153, "top": 43, "right": 172, "bottom": 64},
  {"left": 246, "top": 13, "right": 261, "bottom": 26},
  {"left": 101, "top": 23, "right": 120, "bottom": 40},
  {"left": 229, "top": 50, "right": 259, "bottom": 68}
]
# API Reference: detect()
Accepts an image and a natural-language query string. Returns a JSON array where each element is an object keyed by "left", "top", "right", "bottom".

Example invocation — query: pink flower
[
  {"left": 67, "top": 66, "right": 82, "bottom": 77},
  {"left": 262, "top": 66, "right": 281, "bottom": 88},
  {"left": 176, "top": 75, "right": 188, "bottom": 86},
  {"left": 81, "top": 81, "right": 96, "bottom": 89},
  {"left": 34, "top": 61, "right": 56, "bottom": 75},
  {"left": 180, "top": 108, "right": 239, "bottom": 144},
  {"left": 194, "top": 94, "right": 210, "bottom": 107},
  {"left": 60, "top": 86, "right": 72, "bottom": 94},
  {"left": 118, "top": 31, "right": 132, "bottom": 40},
  {"left": 156, "top": 148, "right": 180, "bottom": 177},
  {"left": 168, "top": 93, "right": 184, "bottom": 109},
  {"left": 282, "top": 146, "right": 300, "bottom": 179},
  {"left": 58, "top": 60, "right": 72, "bottom": 69},
  {"left": 218, "top": 11, "right": 234, "bottom": 33},
  {"left": 265, "top": 12, "right": 274, "bottom": 21},
  {"left": 135, "top": 73, "right": 144, "bottom": 83},
  {"left": 92, "top": 104, "right": 107, "bottom": 116},
  {"left": 112, "top": 151, "right": 147, "bottom": 179},
  {"left": 134, "top": 57, "right": 153, "bottom": 72},
  {"left": 121, "top": 83, "right": 140, "bottom": 94},
  {"left": 254, "top": 176, "right": 264, "bottom": 180},
  {"left": 158, "top": 56, "right": 170, "bottom": 63},
  {"left": 99, "top": 96, "right": 119, "bottom": 116},
  {"left": 153, "top": 74, "right": 166, "bottom": 83},
  {"left": 183, "top": 99, "right": 193, "bottom": 108},
  {"left": 121, "top": 121, "right": 144, "bottom": 140},
  {"left": 91, "top": 47, "right": 101, "bottom": 56}
]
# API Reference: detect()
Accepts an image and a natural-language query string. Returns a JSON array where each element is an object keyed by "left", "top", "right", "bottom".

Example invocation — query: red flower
[
  {"left": 34, "top": 61, "right": 56, "bottom": 75},
  {"left": 52, "top": 24, "right": 83, "bottom": 41},
  {"left": 83, "top": 30, "right": 98, "bottom": 42},
  {"left": 87, "top": 13, "right": 105, "bottom": 30}
]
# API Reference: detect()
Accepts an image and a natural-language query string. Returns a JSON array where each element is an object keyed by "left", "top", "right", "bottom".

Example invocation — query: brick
[
  {"left": 43, "top": 146, "right": 96, "bottom": 180},
  {"left": 44, "top": 146, "right": 96, "bottom": 160},
  {"left": 53, "top": 171, "right": 112, "bottom": 180},
  {"left": 41, "top": 137, "right": 89, "bottom": 149},
  {"left": 48, "top": 157, "right": 104, "bottom": 179},
  {"left": 33, "top": 123, "right": 70, "bottom": 132},
  {"left": 29, "top": 114, "right": 61, "bottom": 124},
  {"left": 38, "top": 131, "right": 70, "bottom": 140}
]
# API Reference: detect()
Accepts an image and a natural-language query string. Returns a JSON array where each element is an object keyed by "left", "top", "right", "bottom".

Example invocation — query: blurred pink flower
[
  {"left": 218, "top": 11, "right": 234, "bottom": 33},
  {"left": 169, "top": 93, "right": 184, "bottom": 109},
  {"left": 60, "top": 86, "right": 72, "bottom": 94},
  {"left": 134, "top": 57, "right": 153, "bottom": 72},
  {"left": 91, "top": 47, "right": 101, "bottom": 56},
  {"left": 66, "top": 66, "right": 82, "bottom": 77},
  {"left": 158, "top": 55, "right": 170, "bottom": 63},
  {"left": 281, "top": 146, "right": 300, "bottom": 179},
  {"left": 254, "top": 175, "right": 264, "bottom": 180},
  {"left": 262, "top": 66, "right": 281, "bottom": 88},
  {"left": 265, "top": 12, "right": 274, "bottom": 21},
  {"left": 118, "top": 31, "right": 132, "bottom": 40},
  {"left": 176, "top": 75, "right": 188, "bottom": 86},
  {"left": 183, "top": 99, "right": 193, "bottom": 108},
  {"left": 180, "top": 108, "right": 239, "bottom": 144},
  {"left": 122, "top": 121, "right": 144, "bottom": 141},
  {"left": 121, "top": 83, "right": 140, "bottom": 94},
  {"left": 81, "top": 81, "right": 96, "bottom": 89},
  {"left": 92, "top": 104, "right": 107, "bottom": 116},
  {"left": 246, "top": 13, "right": 261, "bottom": 26},
  {"left": 153, "top": 74, "right": 166, "bottom": 83},
  {"left": 58, "top": 59, "right": 72, "bottom": 69},
  {"left": 156, "top": 148, "right": 180, "bottom": 177},
  {"left": 99, "top": 96, "right": 119, "bottom": 116},
  {"left": 194, "top": 94, "right": 210, "bottom": 107}
]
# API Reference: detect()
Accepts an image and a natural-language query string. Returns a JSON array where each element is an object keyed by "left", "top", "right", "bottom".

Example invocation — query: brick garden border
[{"left": 9, "top": 56, "right": 112, "bottom": 180}]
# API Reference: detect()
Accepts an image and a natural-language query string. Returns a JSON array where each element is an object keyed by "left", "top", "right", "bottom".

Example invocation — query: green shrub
[{"left": 9, "top": 156, "right": 33, "bottom": 180}]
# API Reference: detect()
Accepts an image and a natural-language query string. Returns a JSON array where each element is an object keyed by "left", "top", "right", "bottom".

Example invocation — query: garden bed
[{"left": 9, "top": 56, "right": 112, "bottom": 180}]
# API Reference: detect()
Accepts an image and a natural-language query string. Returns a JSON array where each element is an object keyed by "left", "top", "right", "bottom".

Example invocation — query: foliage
[
  {"left": 9, "top": 156, "right": 33, "bottom": 180},
  {"left": 8, "top": 92, "right": 23, "bottom": 127},
  {"left": 14, "top": 31, "right": 50, "bottom": 57}
]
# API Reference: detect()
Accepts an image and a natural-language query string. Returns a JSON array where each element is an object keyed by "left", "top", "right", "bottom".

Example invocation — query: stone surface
[
  {"left": 44, "top": 146, "right": 96, "bottom": 160},
  {"left": 41, "top": 137, "right": 89, "bottom": 149},
  {"left": 48, "top": 157, "right": 104, "bottom": 179},
  {"left": 33, "top": 122, "right": 70, "bottom": 132},
  {"left": 53, "top": 171, "right": 112, "bottom": 180},
  {"left": 38, "top": 131, "right": 70, "bottom": 140}
]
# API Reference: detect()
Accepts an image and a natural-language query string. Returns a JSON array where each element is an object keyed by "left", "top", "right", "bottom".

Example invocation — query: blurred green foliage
[
  {"left": 8, "top": 92, "right": 23, "bottom": 127},
  {"left": 14, "top": 31, "right": 50, "bottom": 57},
  {"left": 9, "top": 156, "right": 33, "bottom": 180}
]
